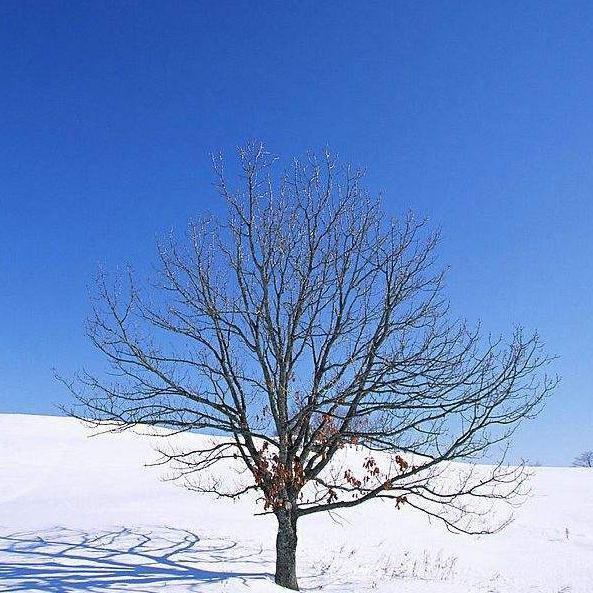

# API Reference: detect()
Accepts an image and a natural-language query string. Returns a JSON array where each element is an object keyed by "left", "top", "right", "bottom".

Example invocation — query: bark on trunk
[{"left": 275, "top": 508, "right": 299, "bottom": 590}]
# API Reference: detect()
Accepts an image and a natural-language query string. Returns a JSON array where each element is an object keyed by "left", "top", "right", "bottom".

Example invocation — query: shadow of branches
[{"left": 0, "top": 525, "right": 272, "bottom": 592}]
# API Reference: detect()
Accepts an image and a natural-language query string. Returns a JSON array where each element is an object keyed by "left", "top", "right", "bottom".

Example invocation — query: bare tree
[
  {"left": 573, "top": 451, "right": 593, "bottom": 467},
  {"left": 64, "top": 143, "right": 556, "bottom": 590}
]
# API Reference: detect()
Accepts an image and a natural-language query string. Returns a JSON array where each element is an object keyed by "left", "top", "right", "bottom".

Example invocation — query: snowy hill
[{"left": 0, "top": 414, "right": 591, "bottom": 592}]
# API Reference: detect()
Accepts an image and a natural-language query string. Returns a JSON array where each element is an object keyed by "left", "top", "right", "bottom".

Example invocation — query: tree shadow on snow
[{"left": 0, "top": 525, "right": 273, "bottom": 592}]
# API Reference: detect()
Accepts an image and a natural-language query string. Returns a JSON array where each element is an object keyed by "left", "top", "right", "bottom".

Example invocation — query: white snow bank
[{"left": 0, "top": 414, "right": 591, "bottom": 592}]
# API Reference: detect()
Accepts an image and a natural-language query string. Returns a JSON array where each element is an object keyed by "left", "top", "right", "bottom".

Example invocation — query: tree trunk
[{"left": 275, "top": 508, "right": 299, "bottom": 590}]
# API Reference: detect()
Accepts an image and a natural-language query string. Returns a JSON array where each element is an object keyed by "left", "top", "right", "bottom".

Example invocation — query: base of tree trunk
[{"left": 275, "top": 509, "right": 299, "bottom": 590}]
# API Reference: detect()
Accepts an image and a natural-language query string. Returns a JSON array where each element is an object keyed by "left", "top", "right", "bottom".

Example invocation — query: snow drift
[{"left": 0, "top": 414, "right": 591, "bottom": 592}]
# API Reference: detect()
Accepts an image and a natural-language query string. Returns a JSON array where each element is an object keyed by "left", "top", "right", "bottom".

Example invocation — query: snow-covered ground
[{"left": 0, "top": 414, "right": 591, "bottom": 592}]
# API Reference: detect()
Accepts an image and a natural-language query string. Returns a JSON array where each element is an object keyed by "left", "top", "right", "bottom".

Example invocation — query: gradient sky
[{"left": 1, "top": 1, "right": 592, "bottom": 466}]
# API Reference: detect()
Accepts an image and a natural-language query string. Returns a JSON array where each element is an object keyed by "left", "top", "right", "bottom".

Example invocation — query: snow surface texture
[{"left": 0, "top": 414, "right": 590, "bottom": 592}]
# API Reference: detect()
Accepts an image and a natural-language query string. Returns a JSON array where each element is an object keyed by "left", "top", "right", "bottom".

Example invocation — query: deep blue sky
[{"left": 1, "top": 1, "right": 592, "bottom": 465}]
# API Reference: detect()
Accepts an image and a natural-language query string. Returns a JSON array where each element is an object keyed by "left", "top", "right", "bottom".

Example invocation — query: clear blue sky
[{"left": 1, "top": 1, "right": 591, "bottom": 465}]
